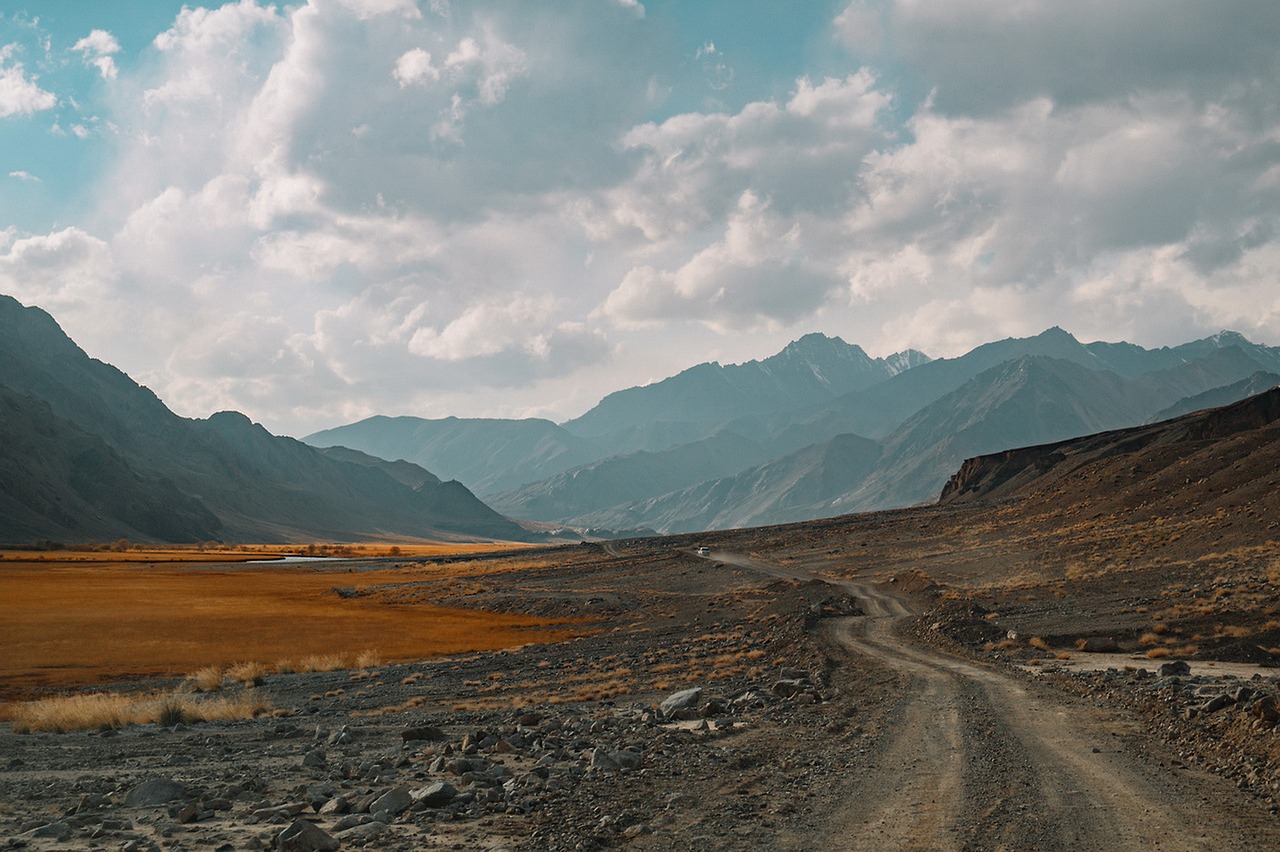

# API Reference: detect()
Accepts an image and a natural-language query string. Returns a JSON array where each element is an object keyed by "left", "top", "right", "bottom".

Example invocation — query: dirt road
[{"left": 711, "top": 550, "right": 1279, "bottom": 850}]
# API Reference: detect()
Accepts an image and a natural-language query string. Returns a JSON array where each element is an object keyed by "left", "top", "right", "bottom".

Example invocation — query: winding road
[{"left": 709, "top": 550, "right": 1278, "bottom": 850}]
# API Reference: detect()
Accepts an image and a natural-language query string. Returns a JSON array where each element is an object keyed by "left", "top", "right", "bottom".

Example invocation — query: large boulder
[{"left": 659, "top": 687, "right": 703, "bottom": 718}]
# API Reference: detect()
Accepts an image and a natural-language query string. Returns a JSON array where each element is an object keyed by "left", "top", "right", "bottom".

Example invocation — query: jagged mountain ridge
[
  {"left": 559, "top": 333, "right": 931, "bottom": 453},
  {"left": 0, "top": 295, "right": 531, "bottom": 544},
  {"left": 546, "top": 344, "right": 1280, "bottom": 533}
]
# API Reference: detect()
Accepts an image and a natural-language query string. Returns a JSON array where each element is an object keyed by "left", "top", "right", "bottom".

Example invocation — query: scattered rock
[
  {"left": 659, "top": 687, "right": 703, "bottom": 718},
  {"left": 124, "top": 778, "right": 188, "bottom": 808},
  {"left": 276, "top": 818, "right": 340, "bottom": 852}
]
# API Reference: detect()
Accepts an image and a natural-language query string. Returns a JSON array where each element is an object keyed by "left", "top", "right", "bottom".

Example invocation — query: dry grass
[
  {"left": 5, "top": 689, "right": 271, "bottom": 733},
  {"left": 1028, "top": 636, "right": 1051, "bottom": 651},
  {"left": 226, "top": 661, "right": 270, "bottom": 687},
  {"left": 0, "top": 560, "right": 579, "bottom": 700},
  {"left": 187, "top": 665, "right": 226, "bottom": 693},
  {"left": 1145, "top": 647, "right": 1172, "bottom": 658}
]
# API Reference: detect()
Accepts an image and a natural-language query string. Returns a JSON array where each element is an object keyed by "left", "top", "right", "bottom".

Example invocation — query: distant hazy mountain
[
  {"left": 780, "top": 326, "right": 1280, "bottom": 444},
  {"left": 486, "top": 431, "right": 774, "bottom": 520},
  {"left": 0, "top": 295, "right": 531, "bottom": 544},
  {"left": 565, "top": 433, "right": 883, "bottom": 533},
  {"left": 553, "top": 342, "right": 1279, "bottom": 533},
  {"left": 1149, "top": 371, "right": 1280, "bottom": 423},
  {"left": 305, "top": 415, "right": 602, "bottom": 498},
  {"left": 560, "top": 333, "right": 931, "bottom": 454}
]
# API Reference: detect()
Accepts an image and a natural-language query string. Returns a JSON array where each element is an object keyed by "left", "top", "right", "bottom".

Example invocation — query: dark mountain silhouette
[{"left": 0, "top": 295, "right": 531, "bottom": 544}]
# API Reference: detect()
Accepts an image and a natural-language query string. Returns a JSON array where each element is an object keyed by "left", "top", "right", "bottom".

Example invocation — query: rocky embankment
[{"left": 1042, "top": 660, "right": 1280, "bottom": 812}]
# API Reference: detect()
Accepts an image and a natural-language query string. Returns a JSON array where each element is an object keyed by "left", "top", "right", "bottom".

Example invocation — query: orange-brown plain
[{"left": 0, "top": 548, "right": 576, "bottom": 701}]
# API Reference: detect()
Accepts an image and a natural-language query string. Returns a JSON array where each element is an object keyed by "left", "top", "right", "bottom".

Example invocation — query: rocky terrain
[{"left": 4, "top": 388, "right": 1280, "bottom": 849}]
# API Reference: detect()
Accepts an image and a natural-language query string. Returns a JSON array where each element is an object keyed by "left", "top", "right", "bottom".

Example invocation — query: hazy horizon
[{"left": 3, "top": 1, "right": 1279, "bottom": 437}]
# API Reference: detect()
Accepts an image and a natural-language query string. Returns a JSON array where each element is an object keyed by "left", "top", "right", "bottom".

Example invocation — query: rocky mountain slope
[
  {"left": 0, "top": 296, "right": 531, "bottom": 544},
  {"left": 940, "top": 384, "right": 1280, "bottom": 521}
]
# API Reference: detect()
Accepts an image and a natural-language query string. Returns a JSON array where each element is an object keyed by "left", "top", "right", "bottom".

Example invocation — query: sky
[{"left": 2, "top": 1, "right": 1279, "bottom": 438}]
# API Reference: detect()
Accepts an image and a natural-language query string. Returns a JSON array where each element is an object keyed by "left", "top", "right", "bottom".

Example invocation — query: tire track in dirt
[{"left": 709, "top": 550, "right": 1278, "bottom": 850}]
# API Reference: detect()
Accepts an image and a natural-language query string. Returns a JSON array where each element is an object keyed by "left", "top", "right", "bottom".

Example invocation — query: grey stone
[
  {"left": 124, "top": 778, "right": 188, "bottom": 808},
  {"left": 369, "top": 787, "right": 412, "bottom": 817},
  {"left": 659, "top": 687, "right": 703, "bottom": 717},
  {"left": 318, "top": 796, "right": 350, "bottom": 816},
  {"left": 337, "top": 821, "right": 387, "bottom": 841},
  {"left": 276, "top": 818, "right": 340, "bottom": 852},
  {"left": 1159, "top": 660, "right": 1192, "bottom": 677},
  {"left": 411, "top": 780, "right": 457, "bottom": 808},
  {"left": 302, "top": 748, "right": 327, "bottom": 769},
  {"left": 24, "top": 820, "right": 73, "bottom": 840}
]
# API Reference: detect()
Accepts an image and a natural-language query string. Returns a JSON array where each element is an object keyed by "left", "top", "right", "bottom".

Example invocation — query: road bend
[{"left": 708, "top": 549, "right": 1277, "bottom": 851}]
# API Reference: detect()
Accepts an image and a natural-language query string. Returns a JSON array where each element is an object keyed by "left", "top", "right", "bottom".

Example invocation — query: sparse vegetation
[{"left": 4, "top": 688, "right": 271, "bottom": 733}]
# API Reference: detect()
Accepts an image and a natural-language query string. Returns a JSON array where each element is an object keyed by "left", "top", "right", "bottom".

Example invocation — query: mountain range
[
  {"left": 307, "top": 326, "right": 1280, "bottom": 534},
  {"left": 0, "top": 295, "right": 532, "bottom": 544},
  {"left": 5, "top": 288, "right": 1279, "bottom": 544}
]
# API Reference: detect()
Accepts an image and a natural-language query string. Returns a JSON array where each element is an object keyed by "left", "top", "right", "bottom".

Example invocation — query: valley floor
[{"left": 3, "top": 504, "right": 1280, "bottom": 849}]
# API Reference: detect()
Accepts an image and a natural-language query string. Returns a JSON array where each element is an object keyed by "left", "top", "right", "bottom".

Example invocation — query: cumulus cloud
[
  {"left": 72, "top": 29, "right": 121, "bottom": 80},
  {"left": 0, "top": 45, "right": 57, "bottom": 117},
  {"left": 3, "top": 1, "right": 1278, "bottom": 436},
  {"left": 0, "top": 228, "right": 116, "bottom": 308},
  {"left": 835, "top": 0, "right": 1280, "bottom": 114},
  {"left": 393, "top": 48, "right": 438, "bottom": 87}
]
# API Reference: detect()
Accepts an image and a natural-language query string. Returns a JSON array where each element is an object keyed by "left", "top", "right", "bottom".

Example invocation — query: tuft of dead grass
[
  {"left": 187, "top": 664, "right": 225, "bottom": 693},
  {"left": 5, "top": 689, "right": 271, "bottom": 733},
  {"left": 226, "top": 661, "right": 270, "bottom": 687}
]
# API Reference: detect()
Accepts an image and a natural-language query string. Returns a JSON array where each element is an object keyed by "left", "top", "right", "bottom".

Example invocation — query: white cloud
[
  {"left": 0, "top": 45, "right": 57, "bottom": 117},
  {"left": 0, "top": 228, "right": 116, "bottom": 308},
  {"left": 6, "top": 0, "right": 1279, "bottom": 437},
  {"left": 72, "top": 29, "right": 121, "bottom": 80},
  {"left": 393, "top": 48, "right": 438, "bottom": 87},
  {"left": 7, "top": 170, "right": 39, "bottom": 182}
]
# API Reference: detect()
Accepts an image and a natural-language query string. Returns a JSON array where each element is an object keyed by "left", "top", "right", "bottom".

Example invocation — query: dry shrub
[
  {"left": 1145, "top": 647, "right": 1172, "bottom": 659},
  {"left": 187, "top": 665, "right": 225, "bottom": 693},
  {"left": 1028, "top": 636, "right": 1050, "bottom": 651},
  {"left": 1173, "top": 644, "right": 1198, "bottom": 656},
  {"left": 1139, "top": 632, "right": 1162, "bottom": 646},
  {"left": 8, "top": 689, "right": 270, "bottom": 733},
  {"left": 226, "top": 661, "right": 269, "bottom": 687},
  {"left": 289, "top": 654, "right": 347, "bottom": 673},
  {"left": 354, "top": 649, "right": 382, "bottom": 669}
]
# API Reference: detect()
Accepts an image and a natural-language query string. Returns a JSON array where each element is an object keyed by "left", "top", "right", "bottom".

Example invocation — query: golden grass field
[{"left": 0, "top": 546, "right": 577, "bottom": 701}]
